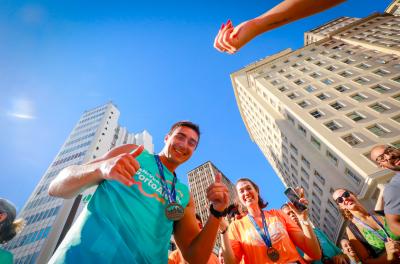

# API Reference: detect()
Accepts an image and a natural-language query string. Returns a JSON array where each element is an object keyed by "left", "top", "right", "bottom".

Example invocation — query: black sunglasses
[{"left": 335, "top": 191, "right": 351, "bottom": 204}]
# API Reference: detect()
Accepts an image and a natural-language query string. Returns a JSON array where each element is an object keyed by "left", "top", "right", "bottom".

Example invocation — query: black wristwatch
[{"left": 209, "top": 204, "right": 226, "bottom": 219}]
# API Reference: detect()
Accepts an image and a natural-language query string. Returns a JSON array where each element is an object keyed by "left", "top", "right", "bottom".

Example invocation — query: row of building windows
[
  {"left": 64, "top": 132, "right": 95, "bottom": 147},
  {"left": 52, "top": 151, "right": 86, "bottom": 167},
  {"left": 78, "top": 111, "right": 105, "bottom": 124},
  {"left": 14, "top": 251, "right": 39, "bottom": 264},
  {"left": 25, "top": 206, "right": 60, "bottom": 225},
  {"left": 25, "top": 194, "right": 57, "bottom": 210},
  {"left": 69, "top": 124, "right": 99, "bottom": 140},
  {"left": 6, "top": 226, "right": 51, "bottom": 250},
  {"left": 74, "top": 117, "right": 103, "bottom": 131},
  {"left": 59, "top": 140, "right": 92, "bottom": 156},
  {"left": 82, "top": 105, "right": 109, "bottom": 119}
]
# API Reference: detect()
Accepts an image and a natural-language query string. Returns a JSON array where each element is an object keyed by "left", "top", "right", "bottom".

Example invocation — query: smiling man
[
  {"left": 370, "top": 145, "right": 400, "bottom": 236},
  {"left": 48, "top": 121, "right": 230, "bottom": 264}
]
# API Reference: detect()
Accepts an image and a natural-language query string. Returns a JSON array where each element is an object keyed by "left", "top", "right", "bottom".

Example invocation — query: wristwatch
[{"left": 210, "top": 204, "right": 226, "bottom": 219}]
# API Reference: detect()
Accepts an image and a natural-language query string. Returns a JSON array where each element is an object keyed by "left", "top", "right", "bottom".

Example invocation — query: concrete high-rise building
[
  {"left": 187, "top": 161, "right": 238, "bottom": 250},
  {"left": 386, "top": 0, "right": 400, "bottom": 16},
  {"left": 3, "top": 102, "right": 154, "bottom": 264},
  {"left": 231, "top": 12, "right": 400, "bottom": 243}
]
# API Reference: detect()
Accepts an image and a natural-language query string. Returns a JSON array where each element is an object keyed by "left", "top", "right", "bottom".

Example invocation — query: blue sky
[{"left": 0, "top": 0, "right": 390, "bottom": 213}]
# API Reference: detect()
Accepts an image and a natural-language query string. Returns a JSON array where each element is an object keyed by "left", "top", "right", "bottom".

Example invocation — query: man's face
[
  {"left": 371, "top": 146, "right": 400, "bottom": 171},
  {"left": 163, "top": 126, "right": 198, "bottom": 166},
  {"left": 341, "top": 239, "right": 356, "bottom": 258}
]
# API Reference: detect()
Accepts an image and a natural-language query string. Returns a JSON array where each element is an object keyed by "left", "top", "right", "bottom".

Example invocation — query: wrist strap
[{"left": 210, "top": 204, "right": 226, "bottom": 218}]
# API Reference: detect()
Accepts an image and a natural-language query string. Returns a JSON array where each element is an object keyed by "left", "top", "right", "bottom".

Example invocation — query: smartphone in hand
[{"left": 284, "top": 187, "right": 307, "bottom": 212}]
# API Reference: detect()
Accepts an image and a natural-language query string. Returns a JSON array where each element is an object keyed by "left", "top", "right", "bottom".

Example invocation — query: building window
[
  {"left": 343, "top": 58, "right": 355, "bottom": 64},
  {"left": 305, "top": 85, "right": 317, "bottom": 93},
  {"left": 326, "top": 65, "right": 337, "bottom": 71},
  {"left": 367, "top": 124, "right": 390, "bottom": 136},
  {"left": 271, "top": 80, "right": 281, "bottom": 86},
  {"left": 292, "top": 63, "right": 301, "bottom": 68},
  {"left": 392, "top": 115, "right": 400, "bottom": 123},
  {"left": 325, "top": 121, "right": 341, "bottom": 131},
  {"left": 374, "top": 69, "right": 390, "bottom": 76},
  {"left": 310, "top": 72, "right": 321, "bottom": 78},
  {"left": 335, "top": 85, "right": 350, "bottom": 93},
  {"left": 342, "top": 134, "right": 362, "bottom": 146},
  {"left": 371, "top": 84, "right": 391, "bottom": 93},
  {"left": 299, "top": 67, "right": 310, "bottom": 72},
  {"left": 310, "top": 136, "right": 321, "bottom": 150},
  {"left": 347, "top": 112, "right": 365, "bottom": 122},
  {"left": 301, "top": 155, "right": 311, "bottom": 169},
  {"left": 330, "top": 101, "right": 345, "bottom": 110},
  {"left": 354, "top": 77, "right": 369, "bottom": 85},
  {"left": 316, "top": 93, "right": 330, "bottom": 100},
  {"left": 326, "top": 150, "right": 339, "bottom": 166},
  {"left": 313, "top": 182, "right": 323, "bottom": 195},
  {"left": 392, "top": 76, "right": 400, "bottom": 83},
  {"left": 298, "top": 124, "right": 307, "bottom": 136},
  {"left": 330, "top": 54, "right": 340, "bottom": 59},
  {"left": 294, "top": 79, "right": 305, "bottom": 85},
  {"left": 287, "top": 113, "right": 295, "bottom": 125},
  {"left": 393, "top": 94, "right": 400, "bottom": 102},
  {"left": 301, "top": 167, "right": 310, "bottom": 179},
  {"left": 278, "top": 69, "right": 286, "bottom": 73},
  {"left": 290, "top": 143, "right": 298, "bottom": 155},
  {"left": 356, "top": 63, "right": 370, "bottom": 69},
  {"left": 298, "top": 100, "right": 310, "bottom": 108},
  {"left": 314, "top": 170, "right": 325, "bottom": 185},
  {"left": 369, "top": 103, "right": 390, "bottom": 113},
  {"left": 278, "top": 86, "right": 288, "bottom": 92},
  {"left": 321, "top": 78, "right": 334, "bottom": 85},
  {"left": 287, "top": 92, "right": 299, "bottom": 99},
  {"left": 310, "top": 110, "right": 324, "bottom": 119},
  {"left": 314, "top": 61, "right": 325, "bottom": 66},
  {"left": 339, "top": 71, "right": 353, "bottom": 77},
  {"left": 285, "top": 74, "right": 294, "bottom": 79},
  {"left": 345, "top": 168, "right": 361, "bottom": 185},
  {"left": 351, "top": 93, "right": 368, "bottom": 102}
]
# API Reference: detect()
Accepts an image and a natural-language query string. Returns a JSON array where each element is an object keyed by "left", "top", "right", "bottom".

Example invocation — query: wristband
[
  {"left": 299, "top": 219, "right": 310, "bottom": 226},
  {"left": 210, "top": 204, "right": 226, "bottom": 219}
]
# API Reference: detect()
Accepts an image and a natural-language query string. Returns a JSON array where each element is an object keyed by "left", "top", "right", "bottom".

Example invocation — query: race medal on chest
[
  {"left": 165, "top": 202, "right": 184, "bottom": 221},
  {"left": 266, "top": 247, "right": 280, "bottom": 262}
]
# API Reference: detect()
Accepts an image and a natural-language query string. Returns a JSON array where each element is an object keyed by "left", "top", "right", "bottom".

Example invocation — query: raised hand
[
  {"left": 288, "top": 187, "right": 309, "bottom": 220},
  {"left": 385, "top": 238, "right": 400, "bottom": 261},
  {"left": 206, "top": 172, "right": 230, "bottom": 212},
  {"left": 99, "top": 145, "right": 144, "bottom": 186}
]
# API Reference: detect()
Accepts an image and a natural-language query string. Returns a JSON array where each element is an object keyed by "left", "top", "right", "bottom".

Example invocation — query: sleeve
[
  {"left": 384, "top": 182, "right": 400, "bottom": 215},
  {"left": 228, "top": 222, "right": 245, "bottom": 262},
  {"left": 276, "top": 210, "right": 302, "bottom": 233}
]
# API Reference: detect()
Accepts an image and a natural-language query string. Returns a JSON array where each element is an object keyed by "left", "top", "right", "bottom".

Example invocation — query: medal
[
  {"left": 248, "top": 211, "right": 280, "bottom": 262},
  {"left": 155, "top": 155, "right": 184, "bottom": 221},
  {"left": 266, "top": 247, "right": 280, "bottom": 262},
  {"left": 165, "top": 202, "right": 185, "bottom": 221}
]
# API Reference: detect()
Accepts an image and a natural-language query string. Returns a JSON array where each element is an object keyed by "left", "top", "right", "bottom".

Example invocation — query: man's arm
[
  {"left": 48, "top": 144, "right": 143, "bottom": 199},
  {"left": 174, "top": 173, "right": 229, "bottom": 264},
  {"left": 386, "top": 214, "right": 400, "bottom": 237},
  {"left": 214, "top": 0, "right": 346, "bottom": 54}
]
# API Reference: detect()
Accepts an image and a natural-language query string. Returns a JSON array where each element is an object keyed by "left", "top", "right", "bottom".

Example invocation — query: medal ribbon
[
  {"left": 248, "top": 211, "right": 273, "bottom": 248},
  {"left": 154, "top": 155, "right": 177, "bottom": 203},
  {"left": 353, "top": 213, "right": 390, "bottom": 242}
]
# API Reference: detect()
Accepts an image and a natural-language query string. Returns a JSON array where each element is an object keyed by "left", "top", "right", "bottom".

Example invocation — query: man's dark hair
[
  {"left": 236, "top": 178, "right": 268, "bottom": 209},
  {"left": 169, "top": 121, "right": 200, "bottom": 145}
]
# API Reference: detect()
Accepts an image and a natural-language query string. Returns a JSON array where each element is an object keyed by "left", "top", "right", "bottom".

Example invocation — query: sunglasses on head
[{"left": 335, "top": 191, "right": 351, "bottom": 204}]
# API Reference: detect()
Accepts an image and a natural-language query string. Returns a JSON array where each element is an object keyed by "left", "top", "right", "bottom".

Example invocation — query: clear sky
[{"left": 0, "top": 0, "right": 390, "bottom": 213}]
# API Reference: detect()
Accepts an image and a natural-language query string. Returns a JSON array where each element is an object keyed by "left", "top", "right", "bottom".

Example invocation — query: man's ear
[{"left": 0, "top": 212, "right": 8, "bottom": 222}]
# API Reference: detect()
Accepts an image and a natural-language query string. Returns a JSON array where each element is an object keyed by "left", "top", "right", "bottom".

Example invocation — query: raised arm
[
  {"left": 48, "top": 144, "right": 143, "bottom": 199},
  {"left": 219, "top": 218, "right": 240, "bottom": 264},
  {"left": 214, "top": 0, "right": 346, "bottom": 54},
  {"left": 174, "top": 173, "right": 229, "bottom": 264}
]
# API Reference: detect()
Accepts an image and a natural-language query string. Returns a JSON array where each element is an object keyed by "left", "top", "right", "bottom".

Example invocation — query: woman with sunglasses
[
  {"left": 219, "top": 178, "right": 321, "bottom": 263},
  {"left": 332, "top": 188, "right": 400, "bottom": 263}
]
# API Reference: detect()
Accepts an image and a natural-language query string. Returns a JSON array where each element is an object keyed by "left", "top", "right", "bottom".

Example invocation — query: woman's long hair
[
  {"left": 236, "top": 178, "right": 268, "bottom": 209},
  {"left": 0, "top": 217, "right": 25, "bottom": 244}
]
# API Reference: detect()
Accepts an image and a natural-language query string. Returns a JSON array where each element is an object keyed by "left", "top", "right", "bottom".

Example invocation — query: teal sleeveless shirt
[{"left": 49, "top": 150, "right": 190, "bottom": 264}]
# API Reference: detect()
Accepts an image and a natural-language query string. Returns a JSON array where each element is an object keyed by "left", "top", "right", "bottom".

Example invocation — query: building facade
[
  {"left": 3, "top": 102, "right": 154, "bottom": 264},
  {"left": 187, "top": 161, "right": 238, "bottom": 250},
  {"left": 231, "top": 12, "right": 400, "bottom": 242}
]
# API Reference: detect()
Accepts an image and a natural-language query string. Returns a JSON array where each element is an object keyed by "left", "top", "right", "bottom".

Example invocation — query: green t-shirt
[
  {"left": 361, "top": 218, "right": 400, "bottom": 255},
  {"left": 49, "top": 150, "right": 190, "bottom": 264},
  {"left": 0, "top": 248, "right": 13, "bottom": 264}
]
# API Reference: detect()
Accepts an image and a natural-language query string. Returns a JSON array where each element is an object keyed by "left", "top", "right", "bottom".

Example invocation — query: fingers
[
  {"left": 214, "top": 19, "right": 238, "bottom": 54},
  {"left": 131, "top": 145, "right": 144, "bottom": 158}
]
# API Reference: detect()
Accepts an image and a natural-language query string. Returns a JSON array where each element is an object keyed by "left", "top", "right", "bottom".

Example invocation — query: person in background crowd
[
  {"left": 370, "top": 145, "right": 400, "bottom": 236},
  {"left": 0, "top": 198, "right": 25, "bottom": 264},
  {"left": 333, "top": 188, "right": 400, "bottom": 263},
  {"left": 340, "top": 238, "right": 362, "bottom": 264},
  {"left": 219, "top": 178, "right": 321, "bottom": 263},
  {"left": 48, "top": 121, "right": 230, "bottom": 264},
  {"left": 213, "top": 0, "right": 345, "bottom": 54},
  {"left": 168, "top": 214, "right": 219, "bottom": 264},
  {"left": 281, "top": 194, "right": 348, "bottom": 264}
]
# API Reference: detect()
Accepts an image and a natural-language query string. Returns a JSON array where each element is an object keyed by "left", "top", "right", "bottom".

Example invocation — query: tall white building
[
  {"left": 3, "top": 102, "right": 153, "bottom": 264},
  {"left": 231, "top": 12, "right": 400, "bottom": 242}
]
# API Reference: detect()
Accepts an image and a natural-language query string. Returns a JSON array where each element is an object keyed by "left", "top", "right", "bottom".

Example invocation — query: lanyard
[
  {"left": 353, "top": 214, "right": 390, "bottom": 242},
  {"left": 154, "top": 155, "right": 177, "bottom": 203},
  {"left": 248, "top": 211, "right": 272, "bottom": 248}
]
